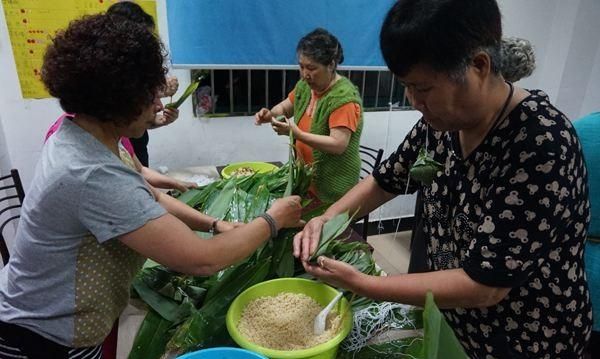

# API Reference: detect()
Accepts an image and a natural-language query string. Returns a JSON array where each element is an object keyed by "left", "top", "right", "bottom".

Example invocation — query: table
[
  {"left": 167, "top": 165, "right": 220, "bottom": 185},
  {"left": 117, "top": 163, "right": 368, "bottom": 358}
]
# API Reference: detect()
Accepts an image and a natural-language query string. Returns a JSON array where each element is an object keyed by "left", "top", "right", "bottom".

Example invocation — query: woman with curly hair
[
  {"left": 500, "top": 36, "right": 536, "bottom": 83},
  {"left": 0, "top": 14, "right": 302, "bottom": 359}
]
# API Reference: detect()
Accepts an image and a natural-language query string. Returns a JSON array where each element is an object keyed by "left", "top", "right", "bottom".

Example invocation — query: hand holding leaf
[{"left": 165, "top": 75, "right": 204, "bottom": 109}]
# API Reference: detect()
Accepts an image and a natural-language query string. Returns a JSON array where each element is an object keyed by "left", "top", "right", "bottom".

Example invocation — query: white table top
[{"left": 166, "top": 165, "right": 221, "bottom": 186}]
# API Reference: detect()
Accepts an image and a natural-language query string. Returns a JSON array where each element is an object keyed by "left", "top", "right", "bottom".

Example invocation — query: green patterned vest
[{"left": 293, "top": 77, "right": 363, "bottom": 203}]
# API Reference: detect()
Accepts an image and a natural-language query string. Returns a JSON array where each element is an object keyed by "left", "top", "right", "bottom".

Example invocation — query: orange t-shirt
[{"left": 288, "top": 90, "right": 360, "bottom": 164}]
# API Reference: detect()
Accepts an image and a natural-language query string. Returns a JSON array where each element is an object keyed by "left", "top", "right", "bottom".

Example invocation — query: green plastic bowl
[
  {"left": 221, "top": 162, "right": 278, "bottom": 179},
  {"left": 226, "top": 278, "right": 352, "bottom": 359}
]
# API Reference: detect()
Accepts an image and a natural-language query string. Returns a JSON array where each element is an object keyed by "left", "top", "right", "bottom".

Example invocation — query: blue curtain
[{"left": 166, "top": 0, "right": 394, "bottom": 69}]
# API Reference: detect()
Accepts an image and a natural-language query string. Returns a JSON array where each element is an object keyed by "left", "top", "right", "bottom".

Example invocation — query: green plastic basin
[
  {"left": 221, "top": 162, "right": 278, "bottom": 179},
  {"left": 226, "top": 278, "right": 352, "bottom": 359}
]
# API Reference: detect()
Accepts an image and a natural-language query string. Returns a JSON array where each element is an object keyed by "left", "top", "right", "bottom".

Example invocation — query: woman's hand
[
  {"left": 162, "top": 76, "right": 179, "bottom": 97},
  {"left": 266, "top": 195, "right": 305, "bottom": 229},
  {"left": 293, "top": 215, "right": 328, "bottom": 261},
  {"left": 254, "top": 107, "right": 274, "bottom": 125},
  {"left": 270, "top": 116, "right": 295, "bottom": 136},
  {"left": 172, "top": 180, "right": 198, "bottom": 193},
  {"left": 155, "top": 107, "right": 179, "bottom": 127},
  {"left": 303, "top": 256, "right": 362, "bottom": 290}
]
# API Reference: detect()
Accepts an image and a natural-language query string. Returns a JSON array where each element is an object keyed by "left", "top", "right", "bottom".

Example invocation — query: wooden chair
[
  {"left": 356, "top": 145, "right": 384, "bottom": 239},
  {"left": 0, "top": 169, "right": 25, "bottom": 265}
]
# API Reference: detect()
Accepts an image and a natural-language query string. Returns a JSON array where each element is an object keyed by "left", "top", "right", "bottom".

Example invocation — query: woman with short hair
[
  {"left": 294, "top": 1, "right": 592, "bottom": 357},
  {"left": 255, "top": 28, "right": 363, "bottom": 203}
]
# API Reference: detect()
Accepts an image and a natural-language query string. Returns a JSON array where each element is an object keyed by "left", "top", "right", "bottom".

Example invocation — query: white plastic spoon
[{"left": 314, "top": 291, "right": 344, "bottom": 335}]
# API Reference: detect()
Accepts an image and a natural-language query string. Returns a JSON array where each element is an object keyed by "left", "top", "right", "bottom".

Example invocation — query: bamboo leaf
[
  {"left": 128, "top": 309, "right": 177, "bottom": 359},
  {"left": 165, "top": 76, "right": 203, "bottom": 109},
  {"left": 245, "top": 183, "right": 271, "bottom": 220},
  {"left": 132, "top": 277, "right": 194, "bottom": 323},
  {"left": 271, "top": 230, "right": 295, "bottom": 278},
  {"left": 167, "top": 259, "right": 271, "bottom": 353},
  {"left": 309, "top": 211, "right": 355, "bottom": 262},
  {"left": 409, "top": 147, "right": 444, "bottom": 186},
  {"left": 204, "top": 179, "right": 236, "bottom": 219},
  {"left": 284, "top": 118, "right": 296, "bottom": 196},
  {"left": 202, "top": 263, "right": 243, "bottom": 303},
  {"left": 422, "top": 292, "right": 468, "bottom": 359},
  {"left": 176, "top": 188, "right": 202, "bottom": 206}
]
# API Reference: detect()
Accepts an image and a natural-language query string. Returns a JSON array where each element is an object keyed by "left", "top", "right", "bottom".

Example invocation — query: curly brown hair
[{"left": 41, "top": 14, "right": 167, "bottom": 125}]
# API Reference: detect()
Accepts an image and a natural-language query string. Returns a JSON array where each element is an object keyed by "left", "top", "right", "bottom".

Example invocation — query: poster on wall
[{"left": 1, "top": 0, "right": 157, "bottom": 99}]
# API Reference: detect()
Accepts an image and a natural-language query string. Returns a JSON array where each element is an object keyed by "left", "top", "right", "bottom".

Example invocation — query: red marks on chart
[{"left": 25, "top": 30, "right": 45, "bottom": 45}]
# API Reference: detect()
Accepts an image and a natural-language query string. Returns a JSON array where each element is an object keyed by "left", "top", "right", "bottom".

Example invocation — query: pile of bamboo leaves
[
  {"left": 128, "top": 160, "right": 422, "bottom": 358},
  {"left": 129, "top": 160, "right": 314, "bottom": 359}
]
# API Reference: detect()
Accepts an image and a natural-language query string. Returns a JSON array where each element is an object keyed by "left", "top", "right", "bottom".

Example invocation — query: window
[{"left": 190, "top": 69, "right": 411, "bottom": 117}]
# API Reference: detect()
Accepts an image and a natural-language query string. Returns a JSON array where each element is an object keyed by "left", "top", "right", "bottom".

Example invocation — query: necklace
[
  {"left": 307, "top": 73, "right": 338, "bottom": 117},
  {"left": 454, "top": 81, "right": 514, "bottom": 159},
  {"left": 490, "top": 81, "right": 514, "bottom": 133}
]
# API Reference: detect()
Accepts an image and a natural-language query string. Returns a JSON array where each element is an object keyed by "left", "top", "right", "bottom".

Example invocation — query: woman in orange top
[{"left": 255, "top": 29, "right": 363, "bottom": 202}]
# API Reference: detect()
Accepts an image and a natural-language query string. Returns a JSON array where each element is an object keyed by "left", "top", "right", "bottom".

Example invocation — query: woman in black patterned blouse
[{"left": 293, "top": 0, "right": 592, "bottom": 358}]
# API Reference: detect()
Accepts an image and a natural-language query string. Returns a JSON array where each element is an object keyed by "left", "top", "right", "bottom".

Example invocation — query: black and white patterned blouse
[{"left": 373, "top": 90, "right": 592, "bottom": 359}]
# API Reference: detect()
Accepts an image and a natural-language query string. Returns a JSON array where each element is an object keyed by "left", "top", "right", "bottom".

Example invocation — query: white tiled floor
[{"left": 367, "top": 230, "right": 412, "bottom": 275}]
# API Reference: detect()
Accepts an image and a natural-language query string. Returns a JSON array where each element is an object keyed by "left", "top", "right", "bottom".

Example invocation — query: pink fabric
[
  {"left": 120, "top": 137, "right": 135, "bottom": 157},
  {"left": 45, "top": 113, "right": 136, "bottom": 158},
  {"left": 44, "top": 113, "right": 70, "bottom": 142}
]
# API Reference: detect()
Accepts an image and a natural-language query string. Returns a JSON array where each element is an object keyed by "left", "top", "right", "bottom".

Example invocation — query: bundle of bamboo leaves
[{"left": 128, "top": 160, "right": 422, "bottom": 358}]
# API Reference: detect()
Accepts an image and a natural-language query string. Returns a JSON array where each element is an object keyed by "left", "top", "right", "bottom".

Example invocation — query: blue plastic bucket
[{"left": 177, "top": 347, "right": 267, "bottom": 359}]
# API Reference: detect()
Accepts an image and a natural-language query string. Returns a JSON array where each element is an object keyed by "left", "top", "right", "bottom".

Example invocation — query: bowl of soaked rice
[{"left": 226, "top": 278, "right": 352, "bottom": 359}]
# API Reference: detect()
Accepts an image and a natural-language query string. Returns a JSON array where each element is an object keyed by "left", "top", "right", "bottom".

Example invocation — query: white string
[
  {"left": 342, "top": 301, "right": 419, "bottom": 353},
  {"left": 393, "top": 175, "right": 411, "bottom": 241},
  {"left": 375, "top": 102, "right": 396, "bottom": 235},
  {"left": 393, "top": 122, "right": 429, "bottom": 241},
  {"left": 425, "top": 122, "right": 429, "bottom": 149},
  {"left": 358, "top": 336, "right": 423, "bottom": 359}
]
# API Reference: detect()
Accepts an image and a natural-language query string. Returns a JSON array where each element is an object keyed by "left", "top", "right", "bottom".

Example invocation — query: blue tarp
[{"left": 166, "top": 0, "right": 394, "bottom": 69}]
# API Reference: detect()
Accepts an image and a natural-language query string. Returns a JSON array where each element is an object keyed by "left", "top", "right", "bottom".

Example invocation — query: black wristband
[
  {"left": 258, "top": 213, "right": 278, "bottom": 239},
  {"left": 209, "top": 218, "right": 219, "bottom": 234}
]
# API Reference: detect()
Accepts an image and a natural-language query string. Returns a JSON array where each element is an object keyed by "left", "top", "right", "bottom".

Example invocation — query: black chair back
[
  {"left": 357, "top": 145, "right": 384, "bottom": 238},
  {"left": 359, "top": 145, "right": 384, "bottom": 180},
  {"left": 0, "top": 169, "right": 25, "bottom": 265}
]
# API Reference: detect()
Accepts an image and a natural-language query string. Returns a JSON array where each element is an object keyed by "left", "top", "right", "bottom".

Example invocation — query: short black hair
[
  {"left": 107, "top": 1, "right": 155, "bottom": 29},
  {"left": 296, "top": 28, "right": 344, "bottom": 67},
  {"left": 380, "top": 0, "right": 502, "bottom": 78},
  {"left": 41, "top": 14, "right": 166, "bottom": 124}
]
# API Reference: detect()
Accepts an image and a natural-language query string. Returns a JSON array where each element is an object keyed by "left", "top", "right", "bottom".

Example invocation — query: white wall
[
  {"left": 0, "top": 0, "right": 63, "bottom": 182},
  {"left": 500, "top": 0, "right": 600, "bottom": 118},
  {"left": 0, "top": 0, "right": 599, "bottom": 225},
  {"left": 555, "top": 0, "right": 600, "bottom": 118}
]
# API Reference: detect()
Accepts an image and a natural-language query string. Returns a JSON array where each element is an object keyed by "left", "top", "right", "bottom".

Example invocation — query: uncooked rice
[{"left": 237, "top": 292, "right": 342, "bottom": 350}]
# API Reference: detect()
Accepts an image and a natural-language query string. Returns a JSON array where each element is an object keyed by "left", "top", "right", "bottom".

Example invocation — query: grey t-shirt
[{"left": 0, "top": 119, "right": 166, "bottom": 347}]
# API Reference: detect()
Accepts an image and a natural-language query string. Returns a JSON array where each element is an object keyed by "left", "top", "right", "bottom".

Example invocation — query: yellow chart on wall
[{"left": 2, "top": 0, "right": 157, "bottom": 99}]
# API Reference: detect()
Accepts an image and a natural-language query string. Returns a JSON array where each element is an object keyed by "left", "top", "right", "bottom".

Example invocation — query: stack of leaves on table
[{"left": 128, "top": 160, "right": 429, "bottom": 358}]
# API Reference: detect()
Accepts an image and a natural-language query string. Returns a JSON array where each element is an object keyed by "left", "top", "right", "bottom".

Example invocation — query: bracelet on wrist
[
  {"left": 209, "top": 218, "right": 219, "bottom": 234},
  {"left": 258, "top": 213, "right": 278, "bottom": 239}
]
